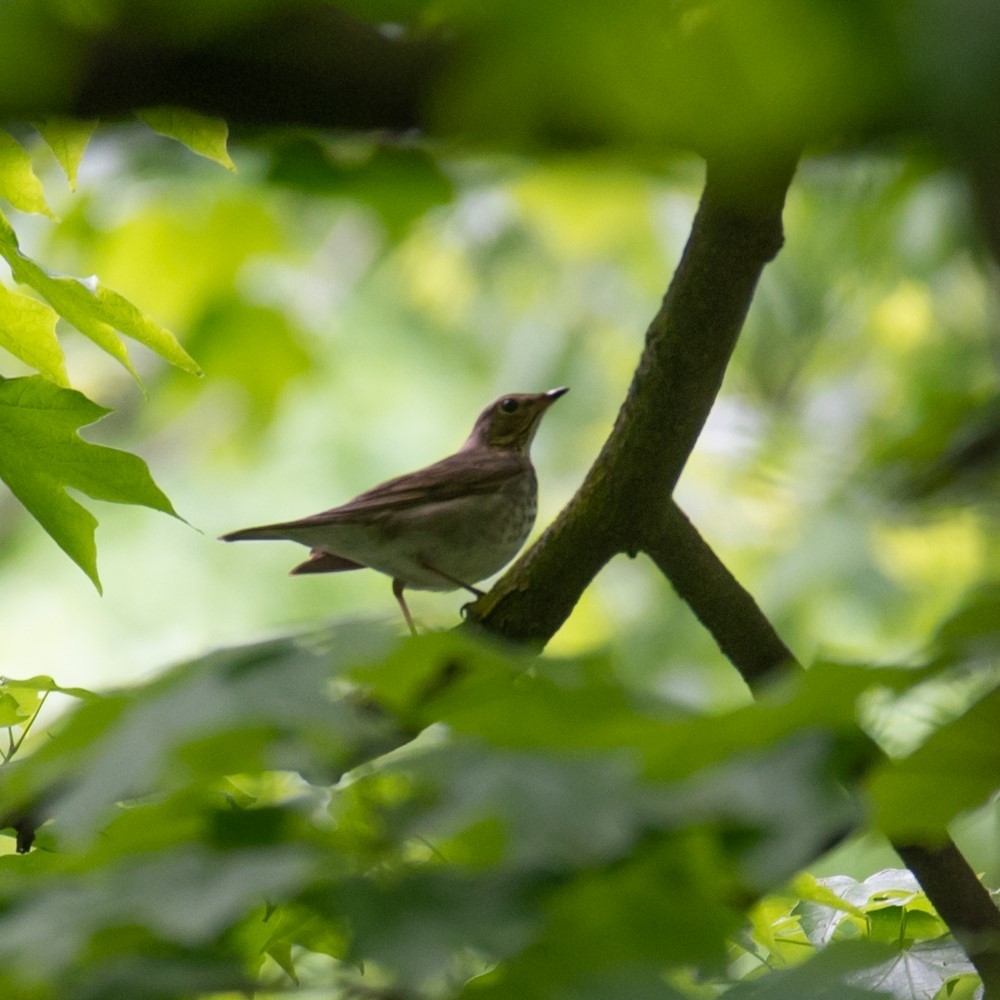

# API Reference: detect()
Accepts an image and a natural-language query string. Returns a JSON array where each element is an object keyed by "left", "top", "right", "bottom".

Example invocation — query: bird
[{"left": 221, "top": 387, "right": 568, "bottom": 634}]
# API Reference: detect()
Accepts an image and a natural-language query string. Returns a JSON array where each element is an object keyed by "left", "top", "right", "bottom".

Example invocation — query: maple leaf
[{"left": 0, "top": 376, "right": 180, "bottom": 592}]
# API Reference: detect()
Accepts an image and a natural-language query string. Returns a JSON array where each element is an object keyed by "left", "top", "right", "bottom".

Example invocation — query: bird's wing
[
  {"left": 337, "top": 451, "right": 527, "bottom": 512},
  {"left": 230, "top": 451, "right": 528, "bottom": 538}
]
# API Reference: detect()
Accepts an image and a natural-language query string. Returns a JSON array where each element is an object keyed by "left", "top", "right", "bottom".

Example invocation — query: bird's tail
[{"left": 219, "top": 524, "right": 296, "bottom": 542}]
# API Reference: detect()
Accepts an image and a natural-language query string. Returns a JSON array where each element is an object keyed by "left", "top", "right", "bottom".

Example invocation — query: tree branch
[
  {"left": 464, "top": 155, "right": 1000, "bottom": 993},
  {"left": 645, "top": 496, "right": 1000, "bottom": 992},
  {"left": 896, "top": 841, "right": 1000, "bottom": 994},
  {"left": 643, "top": 501, "right": 797, "bottom": 691},
  {"left": 647, "top": 500, "right": 1000, "bottom": 993},
  {"left": 642, "top": 492, "right": 1000, "bottom": 991},
  {"left": 467, "top": 157, "right": 797, "bottom": 643}
]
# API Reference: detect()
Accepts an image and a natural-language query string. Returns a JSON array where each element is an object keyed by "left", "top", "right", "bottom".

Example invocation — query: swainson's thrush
[{"left": 221, "top": 387, "right": 568, "bottom": 634}]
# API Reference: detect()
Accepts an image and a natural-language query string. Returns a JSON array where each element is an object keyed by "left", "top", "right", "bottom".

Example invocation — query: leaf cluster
[
  {"left": 0, "top": 613, "right": 996, "bottom": 999},
  {"left": 0, "top": 113, "right": 231, "bottom": 588}
]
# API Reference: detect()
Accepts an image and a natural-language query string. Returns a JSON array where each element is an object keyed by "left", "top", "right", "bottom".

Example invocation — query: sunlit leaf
[
  {"left": 0, "top": 282, "right": 67, "bottom": 384},
  {"left": 0, "top": 674, "right": 97, "bottom": 700},
  {"left": 0, "top": 692, "right": 30, "bottom": 727},
  {"left": 0, "top": 130, "right": 53, "bottom": 217},
  {"left": 139, "top": 107, "right": 236, "bottom": 171},
  {"left": 0, "top": 376, "right": 180, "bottom": 591},
  {"left": 35, "top": 118, "right": 98, "bottom": 190},
  {"left": 0, "top": 209, "right": 201, "bottom": 380},
  {"left": 848, "top": 937, "right": 974, "bottom": 1000},
  {"left": 722, "top": 940, "right": 899, "bottom": 998}
]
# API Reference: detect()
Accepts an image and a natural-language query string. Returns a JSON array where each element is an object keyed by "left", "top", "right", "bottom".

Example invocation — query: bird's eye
[{"left": 500, "top": 398, "right": 518, "bottom": 413}]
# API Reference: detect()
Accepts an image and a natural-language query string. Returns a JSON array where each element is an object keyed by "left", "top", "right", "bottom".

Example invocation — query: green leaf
[
  {"left": 848, "top": 938, "right": 975, "bottom": 1000},
  {"left": 0, "top": 131, "right": 53, "bottom": 217},
  {"left": 0, "top": 376, "right": 180, "bottom": 591},
  {"left": 0, "top": 281, "right": 68, "bottom": 384},
  {"left": 722, "top": 941, "right": 899, "bottom": 998},
  {"left": 0, "top": 692, "right": 30, "bottom": 727},
  {"left": 792, "top": 873, "right": 867, "bottom": 920},
  {"left": 34, "top": 118, "right": 98, "bottom": 191},
  {"left": 87, "top": 280, "right": 203, "bottom": 376},
  {"left": 266, "top": 138, "right": 454, "bottom": 239},
  {"left": 264, "top": 940, "right": 298, "bottom": 984},
  {"left": 0, "top": 845, "right": 314, "bottom": 975},
  {"left": 0, "top": 627, "right": 399, "bottom": 842},
  {"left": 0, "top": 674, "right": 97, "bottom": 700},
  {"left": 139, "top": 107, "right": 236, "bottom": 170},
  {"left": 0, "top": 209, "right": 202, "bottom": 380},
  {"left": 869, "top": 689, "right": 1000, "bottom": 840}
]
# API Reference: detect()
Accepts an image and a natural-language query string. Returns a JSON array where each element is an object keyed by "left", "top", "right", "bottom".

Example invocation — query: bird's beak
[{"left": 542, "top": 386, "right": 569, "bottom": 405}]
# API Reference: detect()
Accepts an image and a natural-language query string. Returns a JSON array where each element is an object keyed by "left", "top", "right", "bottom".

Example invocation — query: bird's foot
[{"left": 460, "top": 599, "right": 483, "bottom": 622}]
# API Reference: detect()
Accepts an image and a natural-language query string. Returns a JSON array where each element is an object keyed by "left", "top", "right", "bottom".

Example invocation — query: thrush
[{"left": 221, "top": 387, "right": 568, "bottom": 634}]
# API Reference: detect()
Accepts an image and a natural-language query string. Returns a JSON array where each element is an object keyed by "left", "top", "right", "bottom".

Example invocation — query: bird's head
[{"left": 462, "top": 387, "right": 569, "bottom": 453}]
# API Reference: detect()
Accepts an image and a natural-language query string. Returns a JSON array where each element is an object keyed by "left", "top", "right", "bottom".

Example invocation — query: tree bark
[{"left": 466, "top": 158, "right": 796, "bottom": 642}]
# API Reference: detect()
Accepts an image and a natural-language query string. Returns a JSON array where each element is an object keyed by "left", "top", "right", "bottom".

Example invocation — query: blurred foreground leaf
[
  {"left": 869, "top": 688, "right": 1000, "bottom": 841},
  {"left": 0, "top": 625, "right": 985, "bottom": 999}
]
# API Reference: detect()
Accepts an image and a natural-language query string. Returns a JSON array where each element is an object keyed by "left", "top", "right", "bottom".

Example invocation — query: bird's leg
[
  {"left": 393, "top": 578, "right": 418, "bottom": 637},
  {"left": 417, "top": 557, "right": 484, "bottom": 598}
]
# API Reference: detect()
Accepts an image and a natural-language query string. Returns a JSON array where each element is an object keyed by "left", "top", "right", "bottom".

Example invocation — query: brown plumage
[{"left": 221, "top": 388, "right": 567, "bottom": 633}]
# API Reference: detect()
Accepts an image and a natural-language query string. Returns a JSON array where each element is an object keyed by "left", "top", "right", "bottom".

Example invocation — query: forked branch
[
  {"left": 468, "top": 157, "right": 796, "bottom": 641},
  {"left": 466, "top": 154, "right": 1000, "bottom": 994}
]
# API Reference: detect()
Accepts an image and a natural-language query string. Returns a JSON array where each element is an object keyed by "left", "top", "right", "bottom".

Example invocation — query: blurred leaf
[
  {"left": 0, "top": 282, "right": 67, "bottom": 384},
  {"left": 722, "top": 940, "right": 898, "bottom": 998},
  {"left": 433, "top": 0, "right": 898, "bottom": 158},
  {"left": 462, "top": 838, "right": 740, "bottom": 1000},
  {"left": 0, "top": 692, "right": 30, "bottom": 727},
  {"left": 0, "top": 208, "right": 201, "bottom": 380},
  {"left": 0, "top": 845, "right": 314, "bottom": 977},
  {"left": 0, "top": 376, "right": 180, "bottom": 591},
  {"left": 267, "top": 137, "right": 453, "bottom": 239},
  {"left": 0, "top": 130, "right": 52, "bottom": 217},
  {"left": 35, "top": 118, "right": 98, "bottom": 190},
  {"left": 182, "top": 297, "right": 311, "bottom": 425},
  {"left": 368, "top": 739, "right": 655, "bottom": 872},
  {"left": 0, "top": 626, "right": 399, "bottom": 839},
  {"left": 931, "top": 584, "right": 1000, "bottom": 668},
  {"left": 139, "top": 107, "right": 235, "bottom": 171},
  {"left": 329, "top": 869, "right": 535, "bottom": 988},
  {"left": 869, "top": 689, "right": 1000, "bottom": 840},
  {"left": 0, "top": 674, "right": 96, "bottom": 700},
  {"left": 355, "top": 635, "right": 912, "bottom": 779}
]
